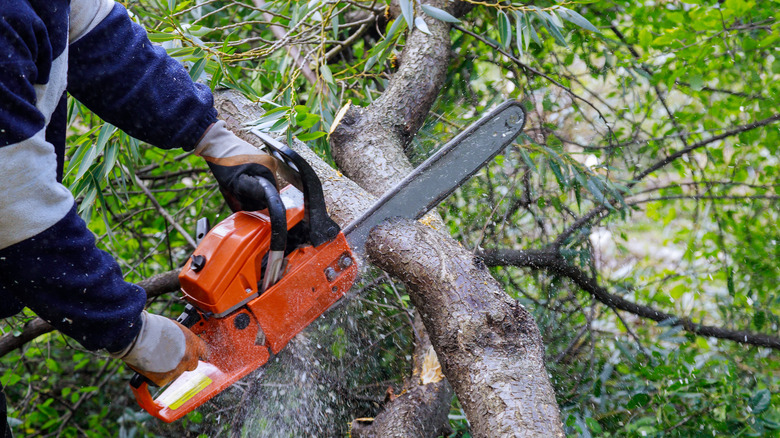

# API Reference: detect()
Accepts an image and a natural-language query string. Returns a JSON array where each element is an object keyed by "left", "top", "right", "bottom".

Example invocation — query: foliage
[{"left": 1, "top": 0, "right": 778, "bottom": 436}]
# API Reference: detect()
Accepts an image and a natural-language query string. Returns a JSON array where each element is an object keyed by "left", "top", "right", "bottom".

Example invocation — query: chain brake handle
[{"left": 256, "top": 132, "right": 340, "bottom": 247}]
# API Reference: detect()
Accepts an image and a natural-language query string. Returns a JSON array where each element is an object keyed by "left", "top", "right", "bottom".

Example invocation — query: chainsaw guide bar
[
  {"left": 343, "top": 100, "right": 526, "bottom": 255},
  {"left": 130, "top": 101, "right": 526, "bottom": 422}
]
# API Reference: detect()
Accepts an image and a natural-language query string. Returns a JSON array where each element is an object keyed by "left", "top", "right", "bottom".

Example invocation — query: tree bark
[
  {"left": 368, "top": 219, "right": 565, "bottom": 437},
  {"left": 329, "top": 0, "right": 452, "bottom": 196}
]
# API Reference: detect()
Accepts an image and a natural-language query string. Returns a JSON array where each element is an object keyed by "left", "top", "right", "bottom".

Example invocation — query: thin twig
[{"left": 129, "top": 166, "right": 197, "bottom": 249}]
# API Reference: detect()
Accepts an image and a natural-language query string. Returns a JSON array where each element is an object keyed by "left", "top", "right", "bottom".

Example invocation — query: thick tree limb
[
  {"left": 327, "top": 0, "right": 562, "bottom": 434},
  {"left": 369, "top": 219, "right": 565, "bottom": 437},
  {"left": 323, "top": 1, "right": 462, "bottom": 433},
  {"left": 0, "top": 270, "right": 181, "bottom": 357},
  {"left": 480, "top": 248, "right": 780, "bottom": 350},
  {"left": 329, "top": 0, "right": 453, "bottom": 195}
]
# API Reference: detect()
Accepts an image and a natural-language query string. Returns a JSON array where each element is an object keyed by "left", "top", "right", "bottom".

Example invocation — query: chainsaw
[{"left": 130, "top": 101, "right": 526, "bottom": 422}]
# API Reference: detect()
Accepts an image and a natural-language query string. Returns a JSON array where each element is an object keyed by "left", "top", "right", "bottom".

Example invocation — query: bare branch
[{"left": 479, "top": 248, "right": 780, "bottom": 350}]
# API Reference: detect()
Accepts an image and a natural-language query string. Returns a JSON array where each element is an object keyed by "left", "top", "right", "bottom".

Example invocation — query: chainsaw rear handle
[
  {"left": 255, "top": 132, "right": 340, "bottom": 247},
  {"left": 130, "top": 374, "right": 165, "bottom": 417},
  {"left": 236, "top": 174, "right": 287, "bottom": 252},
  {"left": 130, "top": 372, "right": 153, "bottom": 389}
]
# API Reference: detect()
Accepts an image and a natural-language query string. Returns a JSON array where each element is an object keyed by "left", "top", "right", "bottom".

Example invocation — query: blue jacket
[{"left": 0, "top": 0, "right": 217, "bottom": 352}]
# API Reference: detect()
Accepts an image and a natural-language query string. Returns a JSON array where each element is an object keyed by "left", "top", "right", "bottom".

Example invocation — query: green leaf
[
  {"left": 147, "top": 32, "right": 176, "bottom": 43},
  {"left": 689, "top": 75, "right": 704, "bottom": 91},
  {"left": 626, "top": 393, "right": 651, "bottom": 409},
  {"left": 497, "top": 11, "right": 512, "bottom": 49},
  {"left": 45, "top": 358, "right": 61, "bottom": 373},
  {"left": 385, "top": 16, "right": 407, "bottom": 41},
  {"left": 753, "top": 310, "right": 766, "bottom": 330},
  {"left": 750, "top": 389, "right": 771, "bottom": 414},
  {"left": 669, "top": 283, "right": 686, "bottom": 299},
  {"left": 549, "top": 10, "right": 564, "bottom": 28},
  {"left": 557, "top": 7, "right": 600, "bottom": 33},
  {"left": 549, "top": 159, "right": 567, "bottom": 189},
  {"left": 74, "top": 145, "right": 99, "bottom": 182},
  {"left": 65, "top": 135, "right": 95, "bottom": 177},
  {"left": 726, "top": 267, "right": 735, "bottom": 296},
  {"left": 525, "top": 13, "right": 541, "bottom": 46},
  {"left": 514, "top": 12, "right": 525, "bottom": 55},
  {"left": 536, "top": 10, "right": 568, "bottom": 47},
  {"left": 399, "top": 0, "right": 414, "bottom": 28},
  {"left": 614, "top": 339, "right": 638, "bottom": 365},
  {"left": 297, "top": 131, "right": 327, "bottom": 141},
  {"left": 414, "top": 16, "right": 431, "bottom": 35},
  {"left": 320, "top": 64, "right": 334, "bottom": 84},
  {"left": 364, "top": 55, "right": 378, "bottom": 72},
  {"left": 586, "top": 176, "right": 608, "bottom": 206},
  {"left": 297, "top": 113, "right": 321, "bottom": 130},
  {"left": 251, "top": 106, "right": 289, "bottom": 127},
  {"left": 519, "top": 148, "right": 537, "bottom": 172},
  {"left": 188, "top": 57, "right": 207, "bottom": 81},
  {"left": 101, "top": 141, "right": 120, "bottom": 181},
  {"left": 585, "top": 417, "right": 603, "bottom": 434},
  {"left": 421, "top": 4, "right": 460, "bottom": 23},
  {"left": 331, "top": 13, "right": 340, "bottom": 39},
  {"left": 165, "top": 46, "right": 198, "bottom": 58},
  {"left": 638, "top": 28, "right": 653, "bottom": 47}
]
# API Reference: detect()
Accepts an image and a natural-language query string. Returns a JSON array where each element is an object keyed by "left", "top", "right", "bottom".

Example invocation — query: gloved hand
[
  {"left": 110, "top": 311, "right": 207, "bottom": 387},
  {"left": 195, "top": 120, "right": 280, "bottom": 212}
]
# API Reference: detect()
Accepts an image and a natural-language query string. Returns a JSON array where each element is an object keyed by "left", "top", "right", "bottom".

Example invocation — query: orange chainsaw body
[{"left": 131, "top": 185, "right": 358, "bottom": 422}]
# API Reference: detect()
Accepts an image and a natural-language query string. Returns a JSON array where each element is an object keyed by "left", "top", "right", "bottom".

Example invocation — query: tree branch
[
  {"left": 633, "top": 112, "right": 780, "bottom": 182},
  {"left": 553, "top": 112, "right": 780, "bottom": 247},
  {"left": 369, "top": 220, "right": 565, "bottom": 437},
  {"left": 480, "top": 248, "right": 780, "bottom": 350},
  {"left": 329, "top": 1, "right": 562, "bottom": 433}
]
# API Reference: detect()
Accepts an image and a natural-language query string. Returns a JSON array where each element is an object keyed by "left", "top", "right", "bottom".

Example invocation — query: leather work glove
[
  {"left": 110, "top": 311, "right": 207, "bottom": 387},
  {"left": 195, "top": 120, "right": 280, "bottom": 212}
]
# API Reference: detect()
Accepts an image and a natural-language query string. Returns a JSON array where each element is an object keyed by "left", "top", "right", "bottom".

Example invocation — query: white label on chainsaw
[{"left": 156, "top": 361, "right": 219, "bottom": 410}]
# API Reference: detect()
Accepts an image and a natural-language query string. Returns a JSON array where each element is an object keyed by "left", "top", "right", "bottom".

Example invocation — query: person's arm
[
  {"left": 67, "top": 0, "right": 216, "bottom": 150},
  {"left": 0, "top": 4, "right": 205, "bottom": 385}
]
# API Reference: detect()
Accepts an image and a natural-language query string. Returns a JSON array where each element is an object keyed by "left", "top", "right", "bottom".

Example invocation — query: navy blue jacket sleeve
[
  {"left": 0, "top": 205, "right": 146, "bottom": 352},
  {"left": 67, "top": 3, "right": 217, "bottom": 151}
]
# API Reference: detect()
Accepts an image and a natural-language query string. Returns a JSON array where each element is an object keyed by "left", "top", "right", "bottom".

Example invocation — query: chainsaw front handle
[
  {"left": 236, "top": 174, "right": 286, "bottom": 252},
  {"left": 255, "top": 132, "right": 340, "bottom": 247}
]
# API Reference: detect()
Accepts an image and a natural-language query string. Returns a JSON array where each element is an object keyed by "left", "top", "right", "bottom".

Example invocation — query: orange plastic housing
[{"left": 132, "top": 186, "right": 358, "bottom": 422}]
